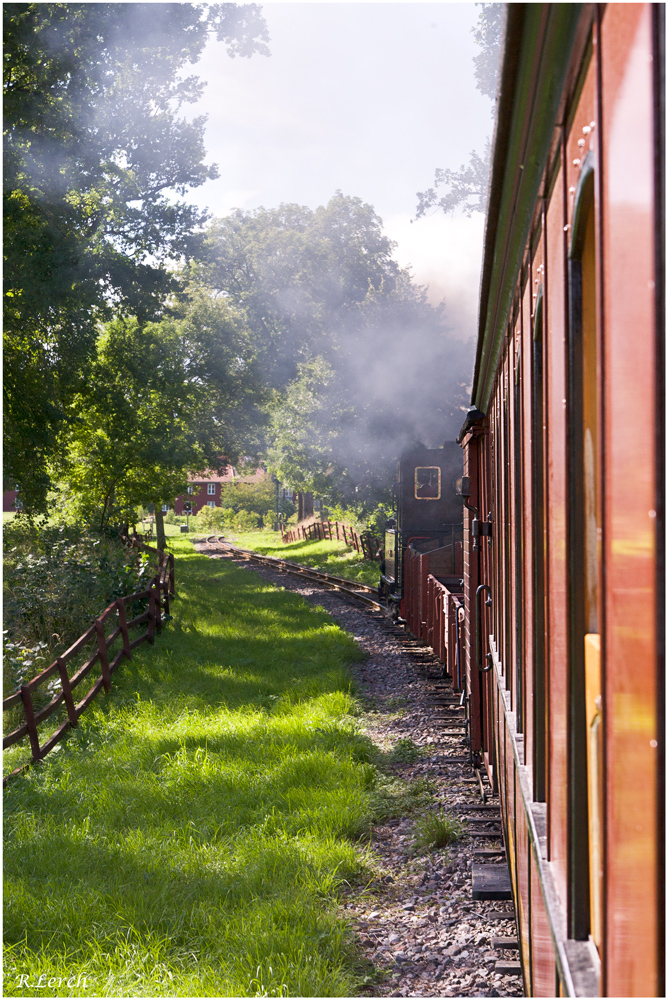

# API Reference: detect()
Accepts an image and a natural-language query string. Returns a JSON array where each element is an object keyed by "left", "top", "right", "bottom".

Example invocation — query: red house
[
  {"left": 172, "top": 467, "right": 266, "bottom": 515},
  {"left": 3, "top": 489, "right": 20, "bottom": 511}
]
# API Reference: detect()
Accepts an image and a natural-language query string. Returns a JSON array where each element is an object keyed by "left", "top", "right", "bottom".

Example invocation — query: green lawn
[
  {"left": 3, "top": 538, "right": 384, "bottom": 997},
  {"left": 230, "top": 532, "right": 381, "bottom": 589}
]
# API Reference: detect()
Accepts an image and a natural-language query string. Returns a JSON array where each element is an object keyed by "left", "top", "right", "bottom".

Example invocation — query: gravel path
[{"left": 195, "top": 541, "right": 525, "bottom": 999}]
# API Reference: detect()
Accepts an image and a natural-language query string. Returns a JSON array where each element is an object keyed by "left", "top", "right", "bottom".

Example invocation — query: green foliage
[
  {"left": 324, "top": 501, "right": 393, "bottom": 539},
  {"left": 199, "top": 194, "right": 401, "bottom": 391},
  {"left": 192, "top": 505, "right": 225, "bottom": 534},
  {"left": 412, "top": 810, "right": 463, "bottom": 851},
  {"left": 225, "top": 509, "right": 262, "bottom": 533},
  {"left": 218, "top": 476, "right": 293, "bottom": 520},
  {"left": 368, "top": 777, "right": 436, "bottom": 824},
  {"left": 3, "top": 519, "right": 148, "bottom": 691},
  {"left": 415, "top": 141, "right": 492, "bottom": 219},
  {"left": 4, "top": 538, "right": 380, "bottom": 997},
  {"left": 4, "top": 2, "right": 269, "bottom": 510},
  {"left": 195, "top": 193, "right": 473, "bottom": 514},
  {"left": 51, "top": 298, "right": 265, "bottom": 530},
  {"left": 192, "top": 505, "right": 266, "bottom": 536}
]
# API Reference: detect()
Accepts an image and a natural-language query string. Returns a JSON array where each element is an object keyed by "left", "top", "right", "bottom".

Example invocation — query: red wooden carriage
[{"left": 457, "top": 5, "right": 663, "bottom": 995}]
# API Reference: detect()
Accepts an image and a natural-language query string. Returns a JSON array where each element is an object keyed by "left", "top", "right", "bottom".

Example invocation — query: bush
[
  {"left": 193, "top": 506, "right": 226, "bottom": 533},
  {"left": 3, "top": 519, "right": 149, "bottom": 692},
  {"left": 225, "top": 508, "right": 261, "bottom": 532},
  {"left": 219, "top": 476, "right": 296, "bottom": 521}
]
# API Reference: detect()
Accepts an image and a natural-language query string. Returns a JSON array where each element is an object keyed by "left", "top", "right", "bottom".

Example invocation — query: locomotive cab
[{"left": 379, "top": 442, "right": 464, "bottom": 608}]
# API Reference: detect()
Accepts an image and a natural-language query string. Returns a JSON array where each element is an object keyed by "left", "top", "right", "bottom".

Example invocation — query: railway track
[{"left": 204, "top": 535, "right": 385, "bottom": 609}]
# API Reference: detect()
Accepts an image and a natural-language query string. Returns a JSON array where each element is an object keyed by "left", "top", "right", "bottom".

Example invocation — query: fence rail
[
  {"left": 2, "top": 535, "right": 175, "bottom": 785},
  {"left": 280, "top": 516, "right": 381, "bottom": 561}
]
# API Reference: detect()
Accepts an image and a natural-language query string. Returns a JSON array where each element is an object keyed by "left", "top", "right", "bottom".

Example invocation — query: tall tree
[
  {"left": 198, "top": 192, "right": 401, "bottom": 387},
  {"left": 415, "top": 3, "right": 503, "bottom": 219},
  {"left": 51, "top": 293, "right": 266, "bottom": 534},
  {"left": 3, "top": 2, "right": 269, "bottom": 510},
  {"left": 197, "top": 193, "right": 474, "bottom": 515}
]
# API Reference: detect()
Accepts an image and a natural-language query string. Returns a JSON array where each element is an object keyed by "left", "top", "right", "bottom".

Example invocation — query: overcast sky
[{"left": 186, "top": 2, "right": 493, "bottom": 341}]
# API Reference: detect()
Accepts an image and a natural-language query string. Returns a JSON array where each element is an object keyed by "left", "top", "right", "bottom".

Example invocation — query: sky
[{"left": 184, "top": 2, "right": 494, "bottom": 342}]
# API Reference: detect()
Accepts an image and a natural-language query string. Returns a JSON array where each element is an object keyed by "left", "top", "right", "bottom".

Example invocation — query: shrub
[
  {"left": 194, "top": 506, "right": 226, "bottom": 533},
  {"left": 3, "top": 520, "right": 149, "bottom": 692},
  {"left": 224, "top": 508, "right": 261, "bottom": 533}
]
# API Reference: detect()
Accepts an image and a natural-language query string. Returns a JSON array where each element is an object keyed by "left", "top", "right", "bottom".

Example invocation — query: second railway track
[{"left": 204, "top": 535, "right": 385, "bottom": 609}]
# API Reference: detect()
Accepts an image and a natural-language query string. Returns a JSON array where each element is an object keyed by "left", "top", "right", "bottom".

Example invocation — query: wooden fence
[
  {"left": 280, "top": 516, "right": 381, "bottom": 561},
  {"left": 2, "top": 535, "right": 175, "bottom": 785}
]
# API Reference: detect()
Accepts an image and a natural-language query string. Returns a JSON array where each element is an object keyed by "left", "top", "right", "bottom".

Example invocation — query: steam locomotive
[
  {"left": 387, "top": 5, "right": 664, "bottom": 997},
  {"left": 379, "top": 441, "right": 463, "bottom": 605}
]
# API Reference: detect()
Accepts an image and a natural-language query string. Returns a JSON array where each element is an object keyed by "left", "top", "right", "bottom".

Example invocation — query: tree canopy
[
  {"left": 414, "top": 3, "right": 502, "bottom": 220},
  {"left": 196, "top": 193, "right": 474, "bottom": 516},
  {"left": 52, "top": 293, "right": 265, "bottom": 531},
  {"left": 198, "top": 192, "right": 401, "bottom": 388},
  {"left": 4, "top": 2, "right": 269, "bottom": 510}
]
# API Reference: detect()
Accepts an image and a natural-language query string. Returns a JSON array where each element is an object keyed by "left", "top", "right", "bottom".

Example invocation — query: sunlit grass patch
[
  {"left": 3, "top": 538, "right": 383, "bottom": 997},
  {"left": 232, "top": 531, "right": 380, "bottom": 588}
]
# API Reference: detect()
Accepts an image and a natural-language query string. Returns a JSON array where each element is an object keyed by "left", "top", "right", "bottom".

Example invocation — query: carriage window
[{"left": 414, "top": 466, "right": 441, "bottom": 500}]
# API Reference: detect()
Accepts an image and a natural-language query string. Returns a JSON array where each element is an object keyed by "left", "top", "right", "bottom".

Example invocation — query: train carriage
[{"left": 458, "top": 4, "right": 664, "bottom": 996}]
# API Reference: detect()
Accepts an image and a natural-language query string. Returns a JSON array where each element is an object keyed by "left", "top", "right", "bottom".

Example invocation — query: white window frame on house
[
  {"left": 162, "top": 503, "right": 168, "bottom": 512},
  {"left": 207, "top": 483, "right": 216, "bottom": 495},
  {"left": 207, "top": 500, "right": 215, "bottom": 508},
  {"left": 187, "top": 486, "right": 193, "bottom": 495}
]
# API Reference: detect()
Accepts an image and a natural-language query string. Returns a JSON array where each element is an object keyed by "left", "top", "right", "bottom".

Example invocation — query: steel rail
[{"left": 204, "top": 536, "right": 385, "bottom": 610}]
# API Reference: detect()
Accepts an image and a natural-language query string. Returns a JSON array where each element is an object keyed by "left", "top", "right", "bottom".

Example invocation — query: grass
[
  {"left": 3, "top": 537, "right": 392, "bottom": 997},
  {"left": 229, "top": 531, "right": 380, "bottom": 589},
  {"left": 411, "top": 810, "right": 463, "bottom": 852},
  {"left": 386, "top": 737, "right": 435, "bottom": 764}
]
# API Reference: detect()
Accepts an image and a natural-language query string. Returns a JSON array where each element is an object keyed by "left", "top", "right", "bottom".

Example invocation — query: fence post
[
  {"left": 56, "top": 658, "right": 78, "bottom": 726},
  {"left": 116, "top": 599, "right": 132, "bottom": 660},
  {"left": 153, "top": 581, "right": 162, "bottom": 635},
  {"left": 148, "top": 586, "right": 158, "bottom": 643},
  {"left": 95, "top": 620, "right": 111, "bottom": 693},
  {"left": 20, "top": 685, "right": 42, "bottom": 761},
  {"left": 161, "top": 565, "right": 170, "bottom": 617}
]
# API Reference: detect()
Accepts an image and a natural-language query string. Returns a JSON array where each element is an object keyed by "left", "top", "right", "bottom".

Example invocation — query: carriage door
[{"left": 568, "top": 159, "right": 603, "bottom": 946}]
